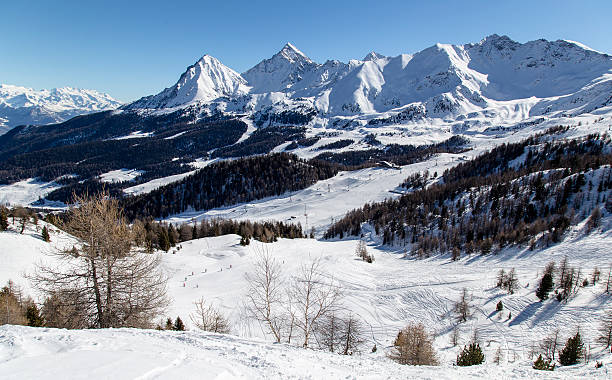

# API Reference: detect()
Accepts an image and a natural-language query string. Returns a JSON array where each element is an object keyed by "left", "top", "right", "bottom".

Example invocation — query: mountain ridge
[
  {"left": 125, "top": 34, "right": 612, "bottom": 121},
  {"left": 0, "top": 84, "right": 121, "bottom": 135}
]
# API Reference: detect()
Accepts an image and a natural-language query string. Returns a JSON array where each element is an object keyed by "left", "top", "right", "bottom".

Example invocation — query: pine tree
[
  {"left": 165, "top": 317, "right": 174, "bottom": 330},
  {"left": 536, "top": 273, "right": 554, "bottom": 301},
  {"left": 456, "top": 343, "right": 485, "bottom": 366},
  {"left": 559, "top": 331, "right": 584, "bottom": 366},
  {"left": 496, "top": 301, "right": 503, "bottom": 311},
  {"left": 41, "top": 226, "right": 50, "bottom": 243},
  {"left": 25, "top": 304, "right": 45, "bottom": 327},
  {"left": 158, "top": 229, "right": 171, "bottom": 252},
  {"left": 173, "top": 316, "right": 185, "bottom": 331}
]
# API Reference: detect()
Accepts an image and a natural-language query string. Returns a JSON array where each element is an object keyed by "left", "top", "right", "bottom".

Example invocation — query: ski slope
[{"left": 1, "top": 209, "right": 611, "bottom": 378}]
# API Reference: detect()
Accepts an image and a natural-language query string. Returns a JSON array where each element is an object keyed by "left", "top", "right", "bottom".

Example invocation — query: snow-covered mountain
[
  {"left": 127, "top": 55, "right": 249, "bottom": 109},
  {"left": 126, "top": 34, "right": 612, "bottom": 123},
  {"left": 0, "top": 84, "right": 121, "bottom": 135}
]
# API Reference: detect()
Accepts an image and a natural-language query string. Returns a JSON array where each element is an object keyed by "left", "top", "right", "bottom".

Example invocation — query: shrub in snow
[
  {"left": 389, "top": 323, "right": 439, "bottom": 365},
  {"left": 533, "top": 354, "right": 555, "bottom": 371},
  {"left": 190, "top": 298, "right": 230, "bottom": 334}
]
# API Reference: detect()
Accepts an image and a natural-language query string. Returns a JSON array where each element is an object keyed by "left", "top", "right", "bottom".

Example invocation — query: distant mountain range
[
  {"left": 1, "top": 34, "right": 612, "bottom": 206},
  {"left": 0, "top": 85, "right": 121, "bottom": 135},
  {"left": 126, "top": 34, "right": 612, "bottom": 120}
]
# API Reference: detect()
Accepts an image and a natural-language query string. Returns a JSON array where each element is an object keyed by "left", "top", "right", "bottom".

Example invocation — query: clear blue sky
[{"left": 2, "top": 0, "right": 610, "bottom": 102}]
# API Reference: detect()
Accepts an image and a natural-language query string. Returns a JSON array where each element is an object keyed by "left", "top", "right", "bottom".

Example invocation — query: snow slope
[
  {"left": 1, "top": 222, "right": 611, "bottom": 378},
  {"left": 0, "top": 178, "right": 62, "bottom": 207},
  {"left": 0, "top": 84, "right": 121, "bottom": 134},
  {"left": 1, "top": 324, "right": 609, "bottom": 380}
]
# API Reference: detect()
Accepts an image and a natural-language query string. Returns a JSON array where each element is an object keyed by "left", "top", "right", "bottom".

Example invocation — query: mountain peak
[
  {"left": 242, "top": 43, "right": 317, "bottom": 93},
  {"left": 127, "top": 54, "right": 248, "bottom": 109},
  {"left": 363, "top": 51, "right": 386, "bottom": 61},
  {"left": 277, "top": 42, "right": 312, "bottom": 64}
]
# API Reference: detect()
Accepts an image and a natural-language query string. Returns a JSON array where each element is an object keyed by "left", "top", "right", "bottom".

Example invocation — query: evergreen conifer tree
[
  {"left": 533, "top": 354, "right": 555, "bottom": 371},
  {"left": 456, "top": 343, "right": 485, "bottom": 366},
  {"left": 26, "top": 304, "right": 45, "bottom": 327},
  {"left": 536, "top": 273, "right": 554, "bottom": 301},
  {"left": 41, "top": 226, "right": 50, "bottom": 242},
  {"left": 0, "top": 208, "right": 8, "bottom": 231},
  {"left": 174, "top": 316, "right": 185, "bottom": 331},
  {"left": 559, "top": 331, "right": 584, "bottom": 366},
  {"left": 159, "top": 229, "right": 171, "bottom": 252}
]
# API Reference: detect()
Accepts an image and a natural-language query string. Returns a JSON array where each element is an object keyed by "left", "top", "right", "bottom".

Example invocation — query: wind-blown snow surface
[
  {"left": 0, "top": 84, "right": 121, "bottom": 134},
  {"left": 1, "top": 325, "right": 609, "bottom": 380}
]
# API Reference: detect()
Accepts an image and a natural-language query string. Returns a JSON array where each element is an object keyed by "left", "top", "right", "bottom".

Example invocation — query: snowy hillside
[
  {"left": 1, "top": 199, "right": 612, "bottom": 378},
  {"left": 0, "top": 84, "right": 121, "bottom": 134},
  {"left": 1, "top": 324, "right": 609, "bottom": 379}
]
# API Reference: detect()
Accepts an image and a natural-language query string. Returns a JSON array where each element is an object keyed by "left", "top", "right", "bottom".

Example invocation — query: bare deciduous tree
[
  {"left": 244, "top": 247, "right": 286, "bottom": 342},
  {"left": 30, "top": 191, "right": 168, "bottom": 329},
  {"left": 338, "top": 313, "right": 365, "bottom": 355},
  {"left": 540, "top": 328, "right": 560, "bottom": 361},
  {"left": 317, "top": 311, "right": 342, "bottom": 352},
  {"left": 454, "top": 288, "right": 472, "bottom": 323},
  {"left": 450, "top": 325, "right": 460, "bottom": 346},
  {"left": 190, "top": 297, "right": 230, "bottom": 333},
  {"left": 289, "top": 258, "right": 341, "bottom": 348},
  {"left": 598, "top": 309, "right": 612, "bottom": 348},
  {"left": 0, "top": 280, "right": 27, "bottom": 325}
]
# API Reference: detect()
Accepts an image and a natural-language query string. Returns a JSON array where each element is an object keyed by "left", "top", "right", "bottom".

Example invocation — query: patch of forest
[
  {"left": 314, "top": 136, "right": 470, "bottom": 167},
  {"left": 121, "top": 153, "right": 340, "bottom": 219},
  {"left": 211, "top": 126, "right": 306, "bottom": 158},
  {"left": 0, "top": 112, "right": 247, "bottom": 184},
  {"left": 325, "top": 127, "right": 612, "bottom": 259}
]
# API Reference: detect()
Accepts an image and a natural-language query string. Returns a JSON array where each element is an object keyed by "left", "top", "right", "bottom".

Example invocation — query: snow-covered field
[
  {"left": 1, "top": 202, "right": 611, "bottom": 378},
  {"left": 0, "top": 178, "right": 61, "bottom": 207}
]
